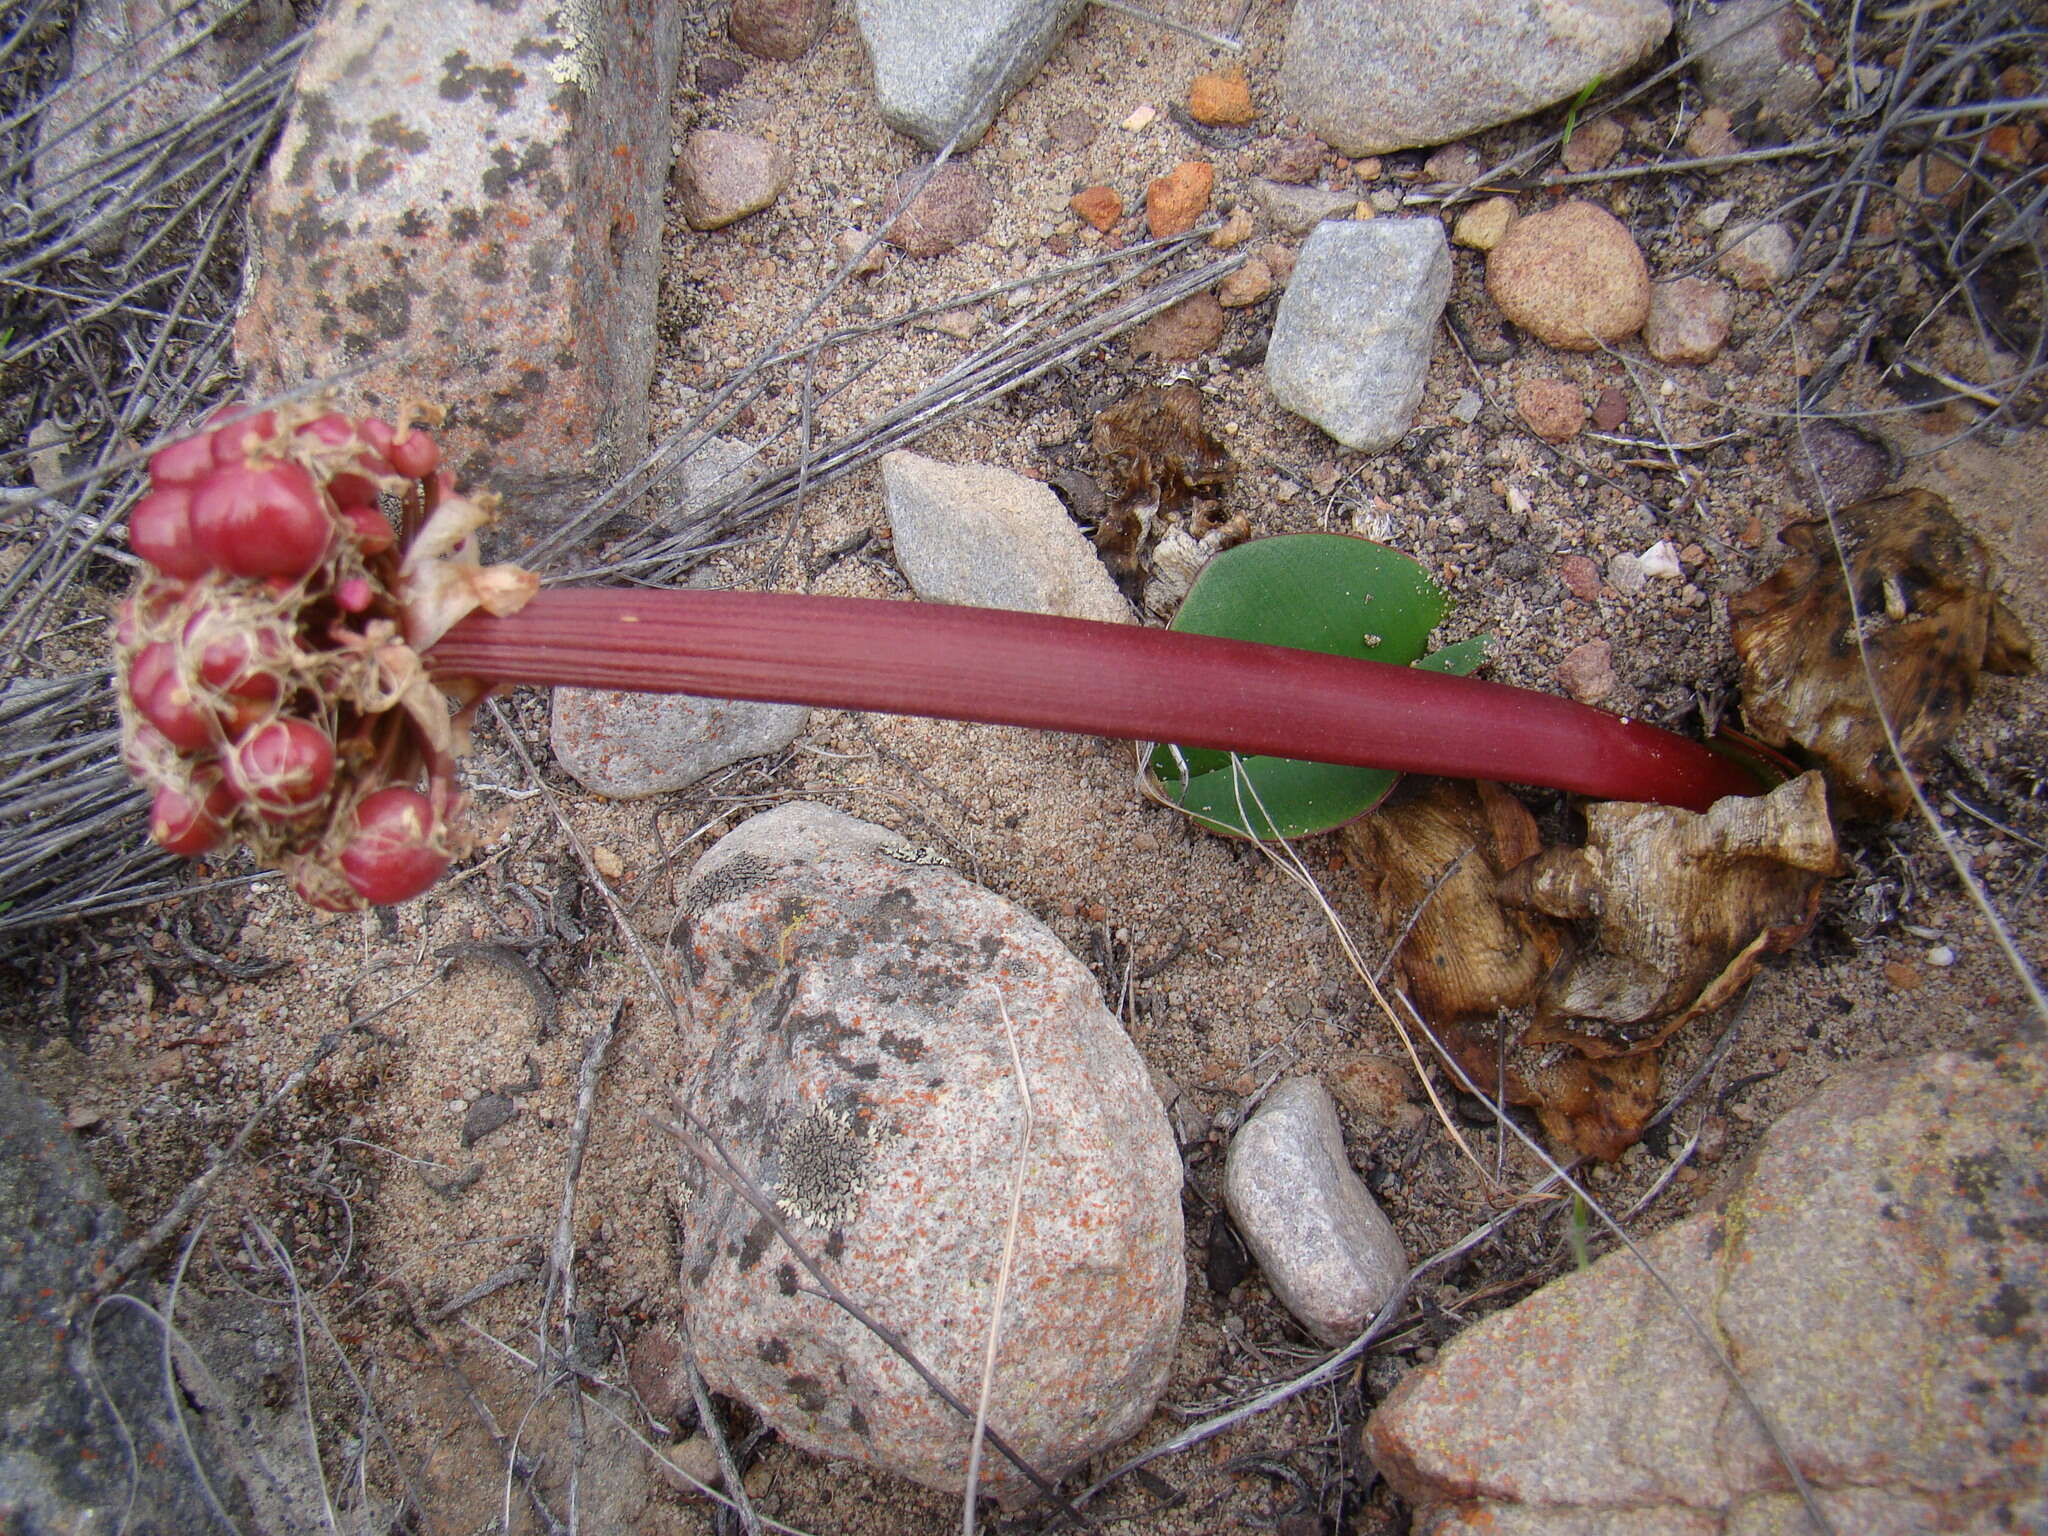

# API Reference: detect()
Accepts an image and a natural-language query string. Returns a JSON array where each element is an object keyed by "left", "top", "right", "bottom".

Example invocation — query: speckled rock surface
[
  {"left": 1368, "top": 1040, "right": 2048, "bottom": 1535},
  {"left": 672, "top": 803, "right": 1186, "bottom": 1496},
  {"left": 1278, "top": 0, "right": 1672, "bottom": 156},
  {"left": 235, "top": 0, "right": 685, "bottom": 543},
  {"left": 854, "top": 0, "right": 1087, "bottom": 150},
  {"left": 1224, "top": 1078, "right": 1407, "bottom": 1346},
  {"left": 1266, "top": 218, "right": 1451, "bottom": 451},
  {"left": 881, "top": 450, "right": 1132, "bottom": 623},
  {"left": 550, "top": 687, "right": 809, "bottom": 799},
  {"left": 1486, "top": 200, "right": 1651, "bottom": 350}
]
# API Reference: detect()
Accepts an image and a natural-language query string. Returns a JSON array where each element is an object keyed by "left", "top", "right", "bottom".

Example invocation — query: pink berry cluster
[{"left": 115, "top": 401, "right": 514, "bottom": 909}]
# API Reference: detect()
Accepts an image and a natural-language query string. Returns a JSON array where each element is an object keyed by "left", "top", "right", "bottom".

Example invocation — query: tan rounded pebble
[
  {"left": 1557, "top": 639, "right": 1617, "bottom": 703},
  {"left": 1146, "top": 161, "right": 1215, "bottom": 238},
  {"left": 1561, "top": 116, "right": 1625, "bottom": 173},
  {"left": 662, "top": 1435, "right": 724, "bottom": 1495},
  {"left": 1716, "top": 220, "right": 1797, "bottom": 290},
  {"left": 1516, "top": 377, "right": 1587, "bottom": 442},
  {"left": 1188, "top": 69, "right": 1255, "bottom": 125},
  {"left": 1452, "top": 195, "right": 1518, "bottom": 251},
  {"left": 1069, "top": 184, "right": 1122, "bottom": 233},
  {"left": 1686, "top": 106, "right": 1744, "bottom": 159},
  {"left": 1485, "top": 200, "right": 1650, "bottom": 350},
  {"left": 1208, "top": 206, "right": 1256, "bottom": 249},
  {"left": 1643, "top": 276, "right": 1733, "bottom": 364},
  {"left": 836, "top": 227, "right": 885, "bottom": 275},
  {"left": 1217, "top": 258, "right": 1274, "bottom": 307},
  {"left": 674, "top": 129, "right": 791, "bottom": 231}
]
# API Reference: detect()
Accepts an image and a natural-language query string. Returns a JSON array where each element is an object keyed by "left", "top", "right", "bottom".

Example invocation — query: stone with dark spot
[
  {"left": 676, "top": 803, "right": 1184, "bottom": 1498},
  {"left": 236, "top": 0, "right": 686, "bottom": 544},
  {"left": 1368, "top": 1039, "right": 2048, "bottom": 1534}
]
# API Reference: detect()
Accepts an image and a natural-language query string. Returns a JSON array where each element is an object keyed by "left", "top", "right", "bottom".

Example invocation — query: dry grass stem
[{"left": 961, "top": 988, "right": 1036, "bottom": 1534}]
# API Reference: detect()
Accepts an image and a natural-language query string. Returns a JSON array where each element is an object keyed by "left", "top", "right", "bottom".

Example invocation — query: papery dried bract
[
  {"left": 397, "top": 488, "right": 540, "bottom": 650},
  {"left": 1499, "top": 772, "right": 1843, "bottom": 1054},
  {"left": 1729, "top": 489, "right": 2033, "bottom": 816}
]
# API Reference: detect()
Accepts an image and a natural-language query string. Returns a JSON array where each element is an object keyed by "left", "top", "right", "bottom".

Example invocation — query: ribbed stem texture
[{"left": 431, "top": 590, "right": 1759, "bottom": 812}]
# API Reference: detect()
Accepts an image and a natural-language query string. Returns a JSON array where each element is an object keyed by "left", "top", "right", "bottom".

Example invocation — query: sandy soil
[{"left": 4, "top": 1, "right": 2044, "bottom": 1532}]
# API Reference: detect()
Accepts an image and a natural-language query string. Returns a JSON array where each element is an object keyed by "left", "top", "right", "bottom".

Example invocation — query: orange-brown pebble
[
  {"left": 1146, "top": 161, "right": 1214, "bottom": 238},
  {"left": 1188, "top": 69, "right": 1254, "bottom": 125},
  {"left": 1069, "top": 184, "right": 1122, "bottom": 233}
]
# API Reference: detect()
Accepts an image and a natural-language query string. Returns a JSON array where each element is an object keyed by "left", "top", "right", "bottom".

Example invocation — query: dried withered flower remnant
[
  {"left": 774, "top": 1106, "right": 874, "bottom": 1229},
  {"left": 1343, "top": 777, "right": 1564, "bottom": 1026},
  {"left": 1088, "top": 383, "right": 1240, "bottom": 584},
  {"left": 1730, "top": 489, "right": 2034, "bottom": 816},
  {"left": 1499, "top": 772, "right": 1844, "bottom": 1055}
]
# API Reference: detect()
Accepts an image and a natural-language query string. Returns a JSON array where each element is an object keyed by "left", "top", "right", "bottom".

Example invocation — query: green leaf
[
  {"left": 1144, "top": 534, "right": 1486, "bottom": 839},
  {"left": 1561, "top": 74, "right": 1605, "bottom": 151}
]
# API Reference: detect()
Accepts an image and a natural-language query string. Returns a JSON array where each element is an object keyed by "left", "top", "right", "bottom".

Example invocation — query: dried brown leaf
[
  {"left": 1343, "top": 778, "right": 1563, "bottom": 1025},
  {"left": 1347, "top": 778, "right": 1700, "bottom": 1160},
  {"left": 1499, "top": 772, "right": 1843, "bottom": 1055},
  {"left": 1423, "top": 1018, "right": 1661, "bottom": 1163},
  {"left": 1729, "top": 489, "right": 2034, "bottom": 816}
]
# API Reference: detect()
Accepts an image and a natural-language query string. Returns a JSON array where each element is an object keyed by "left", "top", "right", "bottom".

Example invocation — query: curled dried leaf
[
  {"left": 1499, "top": 772, "right": 1843, "bottom": 1054},
  {"left": 1346, "top": 778, "right": 1652, "bottom": 1161},
  {"left": 1729, "top": 489, "right": 2034, "bottom": 816},
  {"left": 1343, "top": 777, "right": 1564, "bottom": 1025}
]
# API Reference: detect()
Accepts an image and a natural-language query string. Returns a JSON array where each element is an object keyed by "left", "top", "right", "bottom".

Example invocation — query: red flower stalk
[
  {"left": 116, "top": 408, "right": 1758, "bottom": 909},
  {"left": 431, "top": 591, "right": 1758, "bottom": 812}
]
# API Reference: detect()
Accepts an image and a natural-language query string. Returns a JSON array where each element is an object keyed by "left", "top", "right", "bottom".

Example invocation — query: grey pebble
[
  {"left": 462, "top": 1091, "right": 517, "bottom": 1147},
  {"left": 1266, "top": 218, "right": 1451, "bottom": 452},
  {"left": 1224, "top": 1077, "right": 1408, "bottom": 1346}
]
